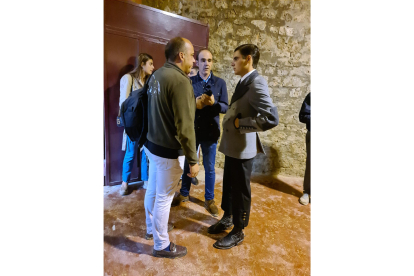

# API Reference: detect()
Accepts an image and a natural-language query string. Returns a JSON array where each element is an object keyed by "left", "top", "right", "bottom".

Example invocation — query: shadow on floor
[
  {"left": 188, "top": 194, "right": 204, "bottom": 207},
  {"left": 251, "top": 174, "right": 303, "bottom": 199},
  {"left": 170, "top": 203, "right": 221, "bottom": 238},
  {"left": 104, "top": 235, "right": 153, "bottom": 256},
  {"left": 128, "top": 181, "right": 145, "bottom": 193}
]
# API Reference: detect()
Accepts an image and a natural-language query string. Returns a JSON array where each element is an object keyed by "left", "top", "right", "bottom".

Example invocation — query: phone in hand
[{"left": 203, "top": 84, "right": 213, "bottom": 96}]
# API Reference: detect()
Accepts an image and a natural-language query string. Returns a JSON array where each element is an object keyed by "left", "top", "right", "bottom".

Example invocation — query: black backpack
[{"left": 119, "top": 73, "right": 154, "bottom": 148}]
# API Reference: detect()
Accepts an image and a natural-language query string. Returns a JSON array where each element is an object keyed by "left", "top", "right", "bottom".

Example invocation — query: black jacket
[
  {"left": 191, "top": 72, "right": 228, "bottom": 142},
  {"left": 299, "top": 93, "right": 310, "bottom": 131}
]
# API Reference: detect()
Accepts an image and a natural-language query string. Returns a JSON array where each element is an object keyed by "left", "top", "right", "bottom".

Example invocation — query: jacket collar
[
  {"left": 230, "top": 70, "right": 259, "bottom": 106},
  {"left": 195, "top": 71, "right": 216, "bottom": 85},
  {"left": 164, "top": 62, "right": 192, "bottom": 82}
]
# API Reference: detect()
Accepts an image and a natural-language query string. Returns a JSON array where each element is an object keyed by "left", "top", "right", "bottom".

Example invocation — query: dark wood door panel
[
  {"left": 104, "top": 33, "right": 141, "bottom": 185},
  {"left": 104, "top": 0, "right": 209, "bottom": 186},
  {"left": 138, "top": 40, "right": 166, "bottom": 70},
  {"left": 105, "top": 0, "right": 209, "bottom": 48}
]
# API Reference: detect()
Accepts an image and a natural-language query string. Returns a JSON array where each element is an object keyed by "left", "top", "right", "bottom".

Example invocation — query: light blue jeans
[{"left": 122, "top": 136, "right": 149, "bottom": 182}]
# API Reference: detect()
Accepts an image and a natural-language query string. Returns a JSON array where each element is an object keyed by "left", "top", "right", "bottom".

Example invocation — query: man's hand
[
  {"left": 187, "top": 163, "right": 200, "bottom": 178},
  {"left": 196, "top": 96, "right": 205, "bottom": 109},
  {"left": 202, "top": 94, "right": 215, "bottom": 106}
]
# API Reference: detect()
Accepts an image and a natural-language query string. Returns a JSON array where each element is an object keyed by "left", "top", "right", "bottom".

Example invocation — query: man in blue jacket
[{"left": 171, "top": 48, "right": 229, "bottom": 217}]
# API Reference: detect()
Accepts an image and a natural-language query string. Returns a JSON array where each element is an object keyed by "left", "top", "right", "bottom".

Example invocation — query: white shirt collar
[{"left": 240, "top": 69, "right": 256, "bottom": 84}]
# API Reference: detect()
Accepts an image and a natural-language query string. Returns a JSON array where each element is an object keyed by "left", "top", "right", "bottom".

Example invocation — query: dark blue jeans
[{"left": 180, "top": 140, "right": 217, "bottom": 201}]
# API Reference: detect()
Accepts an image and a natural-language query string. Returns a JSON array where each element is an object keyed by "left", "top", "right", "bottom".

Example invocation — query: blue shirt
[{"left": 201, "top": 73, "right": 211, "bottom": 83}]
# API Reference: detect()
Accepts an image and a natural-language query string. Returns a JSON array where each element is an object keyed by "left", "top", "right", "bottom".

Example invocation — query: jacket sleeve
[
  {"left": 237, "top": 79, "right": 279, "bottom": 134},
  {"left": 171, "top": 80, "right": 198, "bottom": 165},
  {"left": 299, "top": 93, "right": 310, "bottom": 125},
  {"left": 119, "top": 74, "right": 133, "bottom": 109}
]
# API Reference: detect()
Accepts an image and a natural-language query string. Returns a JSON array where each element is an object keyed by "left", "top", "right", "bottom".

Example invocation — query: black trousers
[
  {"left": 303, "top": 131, "right": 311, "bottom": 194},
  {"left": 221, "top": 155, "right": 255, "bottom": 229}
]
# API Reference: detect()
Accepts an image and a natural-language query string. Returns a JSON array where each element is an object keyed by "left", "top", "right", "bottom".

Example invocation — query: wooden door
[{"left": 104, "top": 0, "right": 209, "bottom": 186}]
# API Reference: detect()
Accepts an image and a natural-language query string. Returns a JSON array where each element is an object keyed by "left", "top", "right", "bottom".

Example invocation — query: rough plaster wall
[{"left": 142, "top": 0, "right": 311, "bottom": 177}]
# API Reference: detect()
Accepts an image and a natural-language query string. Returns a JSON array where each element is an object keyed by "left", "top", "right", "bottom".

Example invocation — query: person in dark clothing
[
  {"left": 171, "top": 48, "right": 229, "bottom": 217},
  {"left": 299, "top": 92, "right": 310, "bottom": 205}
]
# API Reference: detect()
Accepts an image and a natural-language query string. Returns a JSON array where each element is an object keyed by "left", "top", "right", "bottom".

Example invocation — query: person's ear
[
  {"left": 196, "top": 60, "right": 199, "bottom": 67},
  {"left": 179, "top": 52, "right": 185, "bottom": 62}
]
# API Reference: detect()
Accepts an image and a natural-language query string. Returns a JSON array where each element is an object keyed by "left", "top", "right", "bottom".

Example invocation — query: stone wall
[{"left": 142, "top": 0, "right": 311, "bottom": 177}]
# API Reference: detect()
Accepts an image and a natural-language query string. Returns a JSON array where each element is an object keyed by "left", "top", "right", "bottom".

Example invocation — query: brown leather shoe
[
  {"left": 145, "top": 223, "right": 174, "bottom": 240},
  {"left": 205, "top": 199, "right": 219, "bottom": 217},
  {"left": 153, "top": 242, "right": 187, "bottom": 259},
  {"left": 171, "top": 193, "right": 189, "bottom": 207}
]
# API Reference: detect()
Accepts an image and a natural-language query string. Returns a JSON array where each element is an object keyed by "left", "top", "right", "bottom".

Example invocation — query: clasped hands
[{"left": 196, "top": 94, "right": 215, "bottom": 109}]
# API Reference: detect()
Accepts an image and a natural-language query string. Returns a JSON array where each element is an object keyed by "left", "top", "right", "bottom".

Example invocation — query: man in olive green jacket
[{"left": 143, "top": 37, "right": 200, "bottom": 259}]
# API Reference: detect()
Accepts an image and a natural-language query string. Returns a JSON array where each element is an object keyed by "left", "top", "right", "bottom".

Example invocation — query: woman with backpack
[{"left": 119, "top": 53, "right": 154, "bottom": 195}]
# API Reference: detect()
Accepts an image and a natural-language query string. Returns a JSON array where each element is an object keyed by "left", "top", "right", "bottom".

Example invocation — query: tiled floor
[{"left": 104, "top": 167, "right": 310, "bottom": 276}]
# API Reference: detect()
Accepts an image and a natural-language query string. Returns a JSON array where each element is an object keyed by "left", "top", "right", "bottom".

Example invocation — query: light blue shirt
[{"left": 201, "top": 73, "right": 211, "bottom": 83}]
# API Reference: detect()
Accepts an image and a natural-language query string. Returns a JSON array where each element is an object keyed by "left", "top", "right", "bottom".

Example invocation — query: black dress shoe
[
  {"left": 191, "top": 177, "right": 199, "bottom": 185},
  {"left": 213, "top": 228, "right": 245, "bottom": 250},
  {"left": 207, "top": 215, "right": 233, "bottom": 234}
]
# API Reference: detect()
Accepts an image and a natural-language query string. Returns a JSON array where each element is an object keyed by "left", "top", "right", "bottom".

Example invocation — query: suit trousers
[
  {"left": 303, "top": 131, "right": 311, "bottom": 195},
  {"left": 221, "top": 155, "right": 255, "bottom": 228}
]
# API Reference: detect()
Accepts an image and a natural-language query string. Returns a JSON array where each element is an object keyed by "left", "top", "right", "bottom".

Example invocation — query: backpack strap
[{"left": 129, "top": 74, "right": 134, "bottom": 92}]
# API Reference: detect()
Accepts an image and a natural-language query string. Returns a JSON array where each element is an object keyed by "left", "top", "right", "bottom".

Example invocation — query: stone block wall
[{"left": 142, "top": 0, "right": 311, "bottom": 177}]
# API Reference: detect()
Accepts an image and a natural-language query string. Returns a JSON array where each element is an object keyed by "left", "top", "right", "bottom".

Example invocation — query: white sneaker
[
  {"left": 299, "top": 193, "right": 310, "bottom": 205},
  {"left": 120, "top": 181, "right": 129, "bottom": 196},
  {"left": 143, "top": 181, "right": 148, "bottom": 189}
]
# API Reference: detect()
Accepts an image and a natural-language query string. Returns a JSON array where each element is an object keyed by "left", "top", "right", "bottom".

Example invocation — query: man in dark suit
[{"left": 208, "top": 44, "right": 279, "bottom": 250}]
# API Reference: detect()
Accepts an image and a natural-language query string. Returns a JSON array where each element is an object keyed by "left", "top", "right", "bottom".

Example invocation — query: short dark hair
[
  {"left": 196, "top": 48, "right": 212, "bottom": 61},
  {"left": 165, "top": 37, "right": 186, "bottom": 62},
  {"left": 234, "top": 44, "right": 260, "bottom": 68}
]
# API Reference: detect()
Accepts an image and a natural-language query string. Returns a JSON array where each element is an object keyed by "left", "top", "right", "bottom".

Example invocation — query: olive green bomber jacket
[{"left": 146, "top": 62, "right": 198, "bottom": 164}]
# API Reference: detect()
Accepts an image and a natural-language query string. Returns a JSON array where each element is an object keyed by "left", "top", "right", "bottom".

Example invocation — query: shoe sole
[
  {"left": 213, "top": 237, "right": 245, "bottom": 250},
  {"left": 152, "top": 250, "right": 187, "bottom": 259},
  {"left": 207, "top": 224, "right": 233, "bottom": 234}
]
